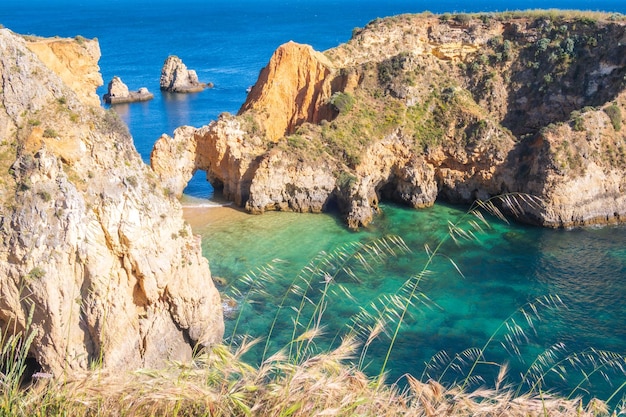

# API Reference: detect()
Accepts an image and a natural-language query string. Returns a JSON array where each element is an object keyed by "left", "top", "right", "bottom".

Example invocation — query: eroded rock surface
[
  {"left": 25, "top": 35, "right": 103, "bottom": 107},
  {"left": 239, "top": 42, "right": 337, "bottom": 141},
  {"left": 0, "top": 28, "right": 223, "bottom": 375}
]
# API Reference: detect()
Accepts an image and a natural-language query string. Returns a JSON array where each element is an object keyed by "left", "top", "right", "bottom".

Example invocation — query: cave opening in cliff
[
  {"left": 322, "top": 194, "right": 342, "bottom": 216},
  {"left": 0, "top": 317, "right": 43, "bottom": 388},
  {"left": 377, "top": 178, "right": 407, "bottom": 207}
]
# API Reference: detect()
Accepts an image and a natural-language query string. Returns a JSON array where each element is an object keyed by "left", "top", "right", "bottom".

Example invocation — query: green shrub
[
  {"left": 455, "top": 13, "right": 472, "bottom": 25},
  {"left": 28, "top": 267, "right": 46, "bottom": 279},
  {"left": 125, "top": 176, "right": 138, "bottom": 188},
  {"left": 572, "top": 116, "right": 585, "bottom": 132},
  {"left": 286, "top": 134, "right": 307, "bottom": 149},
  {"left": 562, "top": 37, "right": 575, "bottom": 55},
  {"left": 536, "top": 37, "right": 550, "bottom": 53},
  {"left": 377, "top": 53, "right": 410, "bottom": 84},
  {"left": 329, "top": 92, "right": 355, "bottom": 114},
  {"left": 42, "top": 128, "right": 58, "bottom": 138},
  {"left": 604, "top": 103, "right": 622, "bottom": 131},
  {"left": 103, "top": 109, "right": 130, "bottom": 138},
  {"left": 479, "top": 14, "right": 492, "bottom": 24},
  {"left": 37, "top": 190, "right": 52, "bottom": 202}
]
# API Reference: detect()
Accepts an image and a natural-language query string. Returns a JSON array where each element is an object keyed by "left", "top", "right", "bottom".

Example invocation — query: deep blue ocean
[{"left": 3, "top": 0, "right": 626, "bottom": 405}]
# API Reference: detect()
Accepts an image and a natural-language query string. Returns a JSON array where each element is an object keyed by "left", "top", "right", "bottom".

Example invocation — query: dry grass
[{"left": 4, "top": 341, "right": 614, "bottom": 417}]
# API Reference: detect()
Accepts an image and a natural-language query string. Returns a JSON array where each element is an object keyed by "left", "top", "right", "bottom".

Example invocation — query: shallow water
[{"left": 192, "top": 201, "right": 626, "bottom": 399}]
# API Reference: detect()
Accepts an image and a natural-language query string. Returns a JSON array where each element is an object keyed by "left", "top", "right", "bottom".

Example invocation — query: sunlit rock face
[
  {"left": 160, "top": 55, "right": 209, "bottom": 93},
  {"left": 0, "top": 28, "right": 224, "bottom": 375}
]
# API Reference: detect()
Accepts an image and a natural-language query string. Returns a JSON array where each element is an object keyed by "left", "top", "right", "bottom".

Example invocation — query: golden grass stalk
[{"left": 4, "top": 342, "right": 612, "bottom": 417}]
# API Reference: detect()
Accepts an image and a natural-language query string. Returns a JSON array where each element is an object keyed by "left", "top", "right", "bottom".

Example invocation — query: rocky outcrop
[
  {"left": 239, "top": 42, "right": 338, "bottom": 141},
  {"left": 151, "top": 114, "right": 268, "bottom": 205},
  {"left": 245, "top": 148, "right": 338, "bottom": 214},
  {"left": 153, "top": 12, "right": 626, "bottom": 229},
  {"left": 160, "top": 55, "right": 210, "bottom": 93},
  {"left": 0, "top": 28, "right": 223, "bottom": 375},
  {"left": 340, "top": 134, "right": 440, "bottom": 228},
  {"left": 103, "top": 76, "right": 154, "bottom": 104},
  {"left": 500, "top": 97, "right": 626, "bottom": 227},
  {"left": 25, "top": 35, "right": 103, "bottom": 107}
]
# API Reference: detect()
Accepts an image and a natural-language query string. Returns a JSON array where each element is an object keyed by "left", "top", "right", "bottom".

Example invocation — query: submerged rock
[
  {"left": 0, "top": 28, "right": 224, "bottom": 375},
  {"left": 160, "top": 55, "right": 210, "bottom": 93},
  {"left": 103, "top": 76, "right": 154, "bottom": 104}
]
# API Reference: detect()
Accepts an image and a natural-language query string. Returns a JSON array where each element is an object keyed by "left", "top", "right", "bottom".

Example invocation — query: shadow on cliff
[{"left": 500, "top": 20, "right": 626, "bottom": 136}]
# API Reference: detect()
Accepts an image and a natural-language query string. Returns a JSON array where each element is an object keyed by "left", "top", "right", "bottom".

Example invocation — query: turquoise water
[
  {"left": 3, "top": 0, "right": 626, "bottom": 403},
  {"left": 196, "top": 201, "right": 626, "bottom": 399}
]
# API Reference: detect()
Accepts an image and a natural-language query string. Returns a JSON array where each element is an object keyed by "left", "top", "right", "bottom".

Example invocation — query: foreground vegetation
[
  {"left": 0, "top": 342, "right": 617, "bottom": 416},
  {"left": 2, "top": 196, "right": 625, "bottom": 416}
]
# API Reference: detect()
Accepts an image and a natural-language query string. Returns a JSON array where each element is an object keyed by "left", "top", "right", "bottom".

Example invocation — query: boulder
[
  {"left": 103, "top": 76, "right": 154, "bottom": 104},
  {"left": 160, "top": 55, "right": 209, "bottom": 93}
]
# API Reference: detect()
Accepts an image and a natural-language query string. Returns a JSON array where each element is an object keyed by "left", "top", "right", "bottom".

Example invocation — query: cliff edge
[
  {"left": 0, "top": 28, "right": 224, "bottom": 375},
  {"left": 152, "top": 11, "right": 626, "bottom": 229}
]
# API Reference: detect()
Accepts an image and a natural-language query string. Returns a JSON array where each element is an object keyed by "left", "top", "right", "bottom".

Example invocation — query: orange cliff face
[
  {"left": 25, "top": 36, "right": 103, "bottom": 107},
  {"left": 238, "top": 41, "right": 337, "bottom": 141}
]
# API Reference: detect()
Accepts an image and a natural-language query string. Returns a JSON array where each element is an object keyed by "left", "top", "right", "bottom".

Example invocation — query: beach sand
[{"left": 183, "top": 205, "right": 251, "bottom": 231}]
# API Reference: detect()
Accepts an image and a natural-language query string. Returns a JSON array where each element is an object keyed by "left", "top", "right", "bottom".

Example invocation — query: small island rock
[
  {"left": 160, "top": 55, "right": 209, "bottom": 93},
  {"left": 103, "top": 76, "right": 154, "bottom": 104}
]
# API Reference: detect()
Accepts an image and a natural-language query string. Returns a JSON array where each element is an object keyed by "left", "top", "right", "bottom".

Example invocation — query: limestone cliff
[
  {"left": 152, "top": 12, "right": 626, "bottom": 229},
  {"left": 0, "top": 28, "right": 223, "bottom": 375},
  {"left": 239, "top": 42, "right": 338, "bottom": 141}
]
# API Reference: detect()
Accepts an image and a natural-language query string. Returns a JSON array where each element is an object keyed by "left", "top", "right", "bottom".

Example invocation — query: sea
[{"left": 3, "top": 0, "right": 626, "bottom": 405}]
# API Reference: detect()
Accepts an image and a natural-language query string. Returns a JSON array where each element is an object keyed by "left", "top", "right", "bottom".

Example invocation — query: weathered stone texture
[{"left": 0, "top": 28, "right": 223, "bottom": 375}]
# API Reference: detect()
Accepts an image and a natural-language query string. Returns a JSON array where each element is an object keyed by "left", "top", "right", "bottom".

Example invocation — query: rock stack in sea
[
  {"left": 103, "top": 76, "right": 154, "bottom": 104},
  {"left": 160, "top": 55, "right": 211, "bottom": 93}
]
